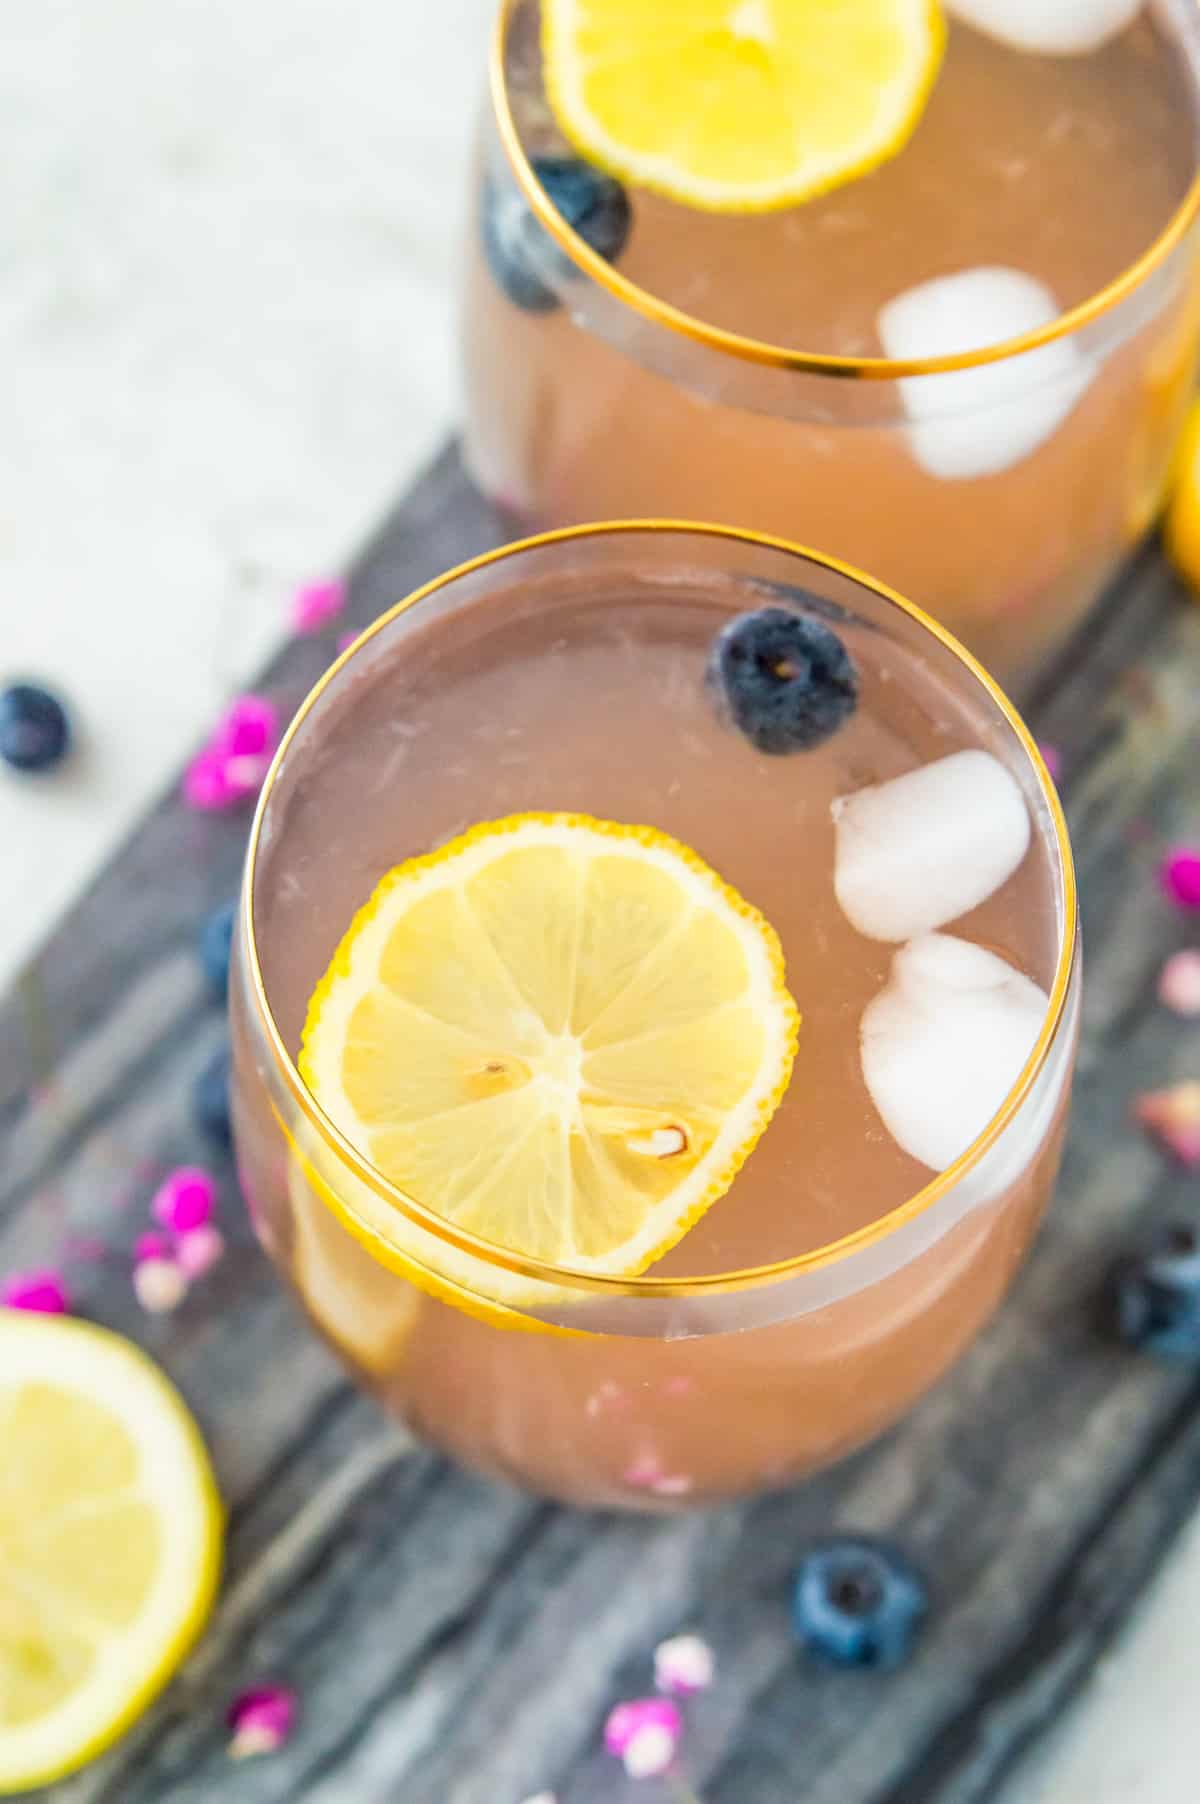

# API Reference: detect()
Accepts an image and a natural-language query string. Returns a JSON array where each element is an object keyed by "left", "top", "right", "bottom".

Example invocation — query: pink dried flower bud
[
  {"left": 654, "top": 1633, "right": 715, "bottom": 1697},
  {"left": 624, "top": 1723, "right": 681, "bottom": 1779},
  {"left": 2, "top": 1269, "right": 69, "bottom": 1314},
  {"left": 1161, "top": 848, "right": 1200, "bottom": 911},
  {"left": 227, "top": 1685, "right": 297, "bottom": 1759},
  {"left": 215, "top": 695, "right": 278, "bottom": 761},
  {"left": 291, "top": 578, "right": 347, "bottom": 636},
  {"left": 176, "top": 1224, "right": 226, "bottom": 1279},
  {"left": 182, "top": 748, "right": 237, "bottom": 812},
  {"left": 1159, "top": 949, "right": 1200, "bottom": 1017},
  {"left": 1037, "top": 743, "right": 1063, "bottom": 784},
  {"left": 152, "top": 1167, "right": 216, "bottom": 1233},
  {"left": 1135, "top": 1082, "right": 1200, "bottom": 1168},
  {"left": 134, "top": 1231, "right": 173, "bottom": 1266},
  {"left": 221, "top": 752, "right": 272, "bottom": 800},
  {"left": 133, "top": 1258, "right": 188, "bottom": 1315},
  {"left": 604, "top": 1697, "right": 682, "bottom": 1778}
]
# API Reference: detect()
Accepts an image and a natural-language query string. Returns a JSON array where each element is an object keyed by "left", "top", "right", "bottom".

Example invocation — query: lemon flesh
[
  {"left": 542, "top": 0, "right": 946, "bottom": 213},
  {"left": 0, "top": 1314, "right": 221, "bottom": 1792},
  {"left": 300, "top": 814, "right": 799, "bottom": 1282}
]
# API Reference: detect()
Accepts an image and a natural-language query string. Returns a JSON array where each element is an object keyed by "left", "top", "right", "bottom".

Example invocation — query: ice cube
[
  {"left": 832, "top": 749, "right": 1032, "bottom": 942},
  {"left": 861, "top": 934, "right": 1049, "bottom": 1170},
  {"left": 947, "top": 0, "right": 1143, "bottom": 56},
  {"left": 878, "top": 268, "right": 1091, "bottom": 480}
]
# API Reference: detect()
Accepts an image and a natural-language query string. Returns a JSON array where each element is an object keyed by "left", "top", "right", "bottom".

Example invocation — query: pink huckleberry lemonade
[
  {"left": 463, "top": 0, "right": 1200, "bottom": 688},
  {"left": 230, "top": 524, "right": 1079, "bottom": 1510}
]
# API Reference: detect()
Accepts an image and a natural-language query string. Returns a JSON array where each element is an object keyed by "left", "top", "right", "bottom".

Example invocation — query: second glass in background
[{"left": 463, "top": 0, "right": 1200, "bottom": 690}]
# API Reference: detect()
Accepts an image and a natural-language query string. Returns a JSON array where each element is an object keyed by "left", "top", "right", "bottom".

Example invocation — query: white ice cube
[
  {"left": 832, "top": 749, "right": 1032, "bottom": 942},
  {"left": 878, "top": 268, "right": 1091, "bottom": 480},
  {"left": 861, "top": 934, "right": 1049, "bottom": 1170},
  {"left": 947, "top": 0, "right": 1143, "bottom": 56}
]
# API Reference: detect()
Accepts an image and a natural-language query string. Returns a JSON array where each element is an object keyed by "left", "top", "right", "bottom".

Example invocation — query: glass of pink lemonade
[
  {"left": 230, "top": 523, "right": 1079, "bottom": 1510},
  {"left": 462, "top": 0, "right": 1200, "bottom": 690}
]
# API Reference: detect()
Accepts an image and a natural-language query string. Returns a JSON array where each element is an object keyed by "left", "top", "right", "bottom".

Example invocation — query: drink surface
[
  {"left": 509, "top": 3, "right": 1197, "bottom": 355},
  {"left": 255, "top": 574, "right": 1058, "bottom": 1277}
]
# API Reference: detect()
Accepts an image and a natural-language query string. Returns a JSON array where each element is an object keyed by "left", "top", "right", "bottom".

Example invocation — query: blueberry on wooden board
[
  {"left": 792, "top": 1537, "right": 928, "bottom": 1670},
  {"left": 1112, "top": 1223, "right": 1200, "bottom": 1362},
  {"left": 198, "top": 901, "right": 237, "bottom": 1002}
]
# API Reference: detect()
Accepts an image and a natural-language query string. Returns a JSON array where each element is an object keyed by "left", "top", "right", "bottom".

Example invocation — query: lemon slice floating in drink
[
  {"left": 300, "top": 814, "right": 799, "bottom": 1282},
  {"left": 0, "top": 1314, "right": 222, "bottom": 1792},
  {"left": 541, "top": 0, "right": 946, "bottom": 213}
]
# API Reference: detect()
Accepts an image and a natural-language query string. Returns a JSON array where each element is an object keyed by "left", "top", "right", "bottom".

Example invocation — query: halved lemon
[
  {"left": 299, "top": 814, "right": 798, "bottom": 1285},
  {"left": 541, "top": 0, "right": 946, "bottom": 213},
  {"left": 0, "top": 1314, "right": 222, "bottom": 1792}
]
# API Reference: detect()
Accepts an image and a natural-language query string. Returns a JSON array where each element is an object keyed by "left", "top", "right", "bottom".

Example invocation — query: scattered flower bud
[
  {"left": 1159, "top": 949, "right": 1200, "bottom": 1017},
  {"left": 176, "top": 1224, "right": 226, "bottom": 1279},
  {"left": 654, "top": 1634, "right": 715, "bottom": 1697},
  {"left": 1037, "top": 742, "right": 1062, "bottom": 785},
  {"left": 604, "top": 1698, "right": 682, "bottom": 1778},
  {"left": 133, "top": 1258, "right": 188, "bottom": 1315},
  {"left": 2, "top": 1269, "right": 69, "bottom": 1314},
  {"left": 1135, "top": 1082, "right": 1200, "bottom": 1168},
  {"left": 291, "top": 578, "right": 347, "bottom": 636},
  {"left": 1161, "top": 848, "right": 1200, "bottom": 911},
  {"left": 183, "top": 695, "right": 279, "bottom": 813},
  {"left": 227, "top": 1685, "right": 297, "bottom": 1759},
  {"left": 152, "top": 1167, "right": 216, "bottom": 1233}
]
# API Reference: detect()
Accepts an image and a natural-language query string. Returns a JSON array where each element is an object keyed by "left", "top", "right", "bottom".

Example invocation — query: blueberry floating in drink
[
  {"left": 708, "top": 607, "right": 859, "bottom": 754},
  {"left": 482, "top": 155, "right": 631, "bottom": 314}
]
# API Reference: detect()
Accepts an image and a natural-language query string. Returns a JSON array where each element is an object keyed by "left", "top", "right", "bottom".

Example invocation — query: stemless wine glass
[
  {"left": 231, "top": 522, "right": 1079, "bottom": 1511},
  {"left": 461, "top": 0, "right": 1200, "bottom": 691}
]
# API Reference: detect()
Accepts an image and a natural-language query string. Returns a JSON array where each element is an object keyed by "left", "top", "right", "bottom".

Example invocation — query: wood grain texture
[{"left": 2, "top": 443, "right": 1199, "bottom": 1804}]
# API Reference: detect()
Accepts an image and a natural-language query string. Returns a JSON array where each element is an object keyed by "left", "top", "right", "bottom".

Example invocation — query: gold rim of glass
[
  {"left": 488, "top": 0, "right": 1200, "bottom": 382},
  {"left": 242, "top": 520, "right": 1079, "bottom": 1300}
]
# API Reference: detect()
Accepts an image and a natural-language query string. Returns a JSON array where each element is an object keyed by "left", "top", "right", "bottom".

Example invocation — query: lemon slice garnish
[
  {"left": 299, "top": 814, "right": 798, "bottom": 1286},
  {"left": 288, "top": 1153, "right": 420, "bottom": 1373},
  {"left": 541, "top": 0, "right": 945, "bottom": 214},
  {"left": 0, "top": 1314, "right": 221, "bottom": 1792}
]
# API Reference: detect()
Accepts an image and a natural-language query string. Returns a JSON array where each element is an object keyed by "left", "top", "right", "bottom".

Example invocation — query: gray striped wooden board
[{"left": 3, "top": 442, "right": 1200, "bottom": 1804}]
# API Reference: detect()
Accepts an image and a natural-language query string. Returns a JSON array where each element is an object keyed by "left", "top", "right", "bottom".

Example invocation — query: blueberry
[
  {"left": 194, "top": 1043, "right": 232, "bottom": 1149},
  {"left": 482, "top": 155, "right": 631, "bottom": 314},
  {"left": 708, "top": 607, "right": 859, "bottom": 755},
  {"left": 1111, "top": 1223, "right": 1200, "bottom": 1362},
  {"left": 198, "top": 900, "right": 237, "bottom": 1002},
  {"left": 0, "top": 683, "right": 71, "bottom": 772},
  {"left": 792, "top": 1537, "right": 928, "bottom": 1670}
]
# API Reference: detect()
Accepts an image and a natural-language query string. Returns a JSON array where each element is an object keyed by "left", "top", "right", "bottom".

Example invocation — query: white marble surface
[
  {"left": 2, "top": 0, "right": 492, "bottom": 980},
  {"left": 1, "top": 5, "right": 1196, "bottom": 1799}
]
